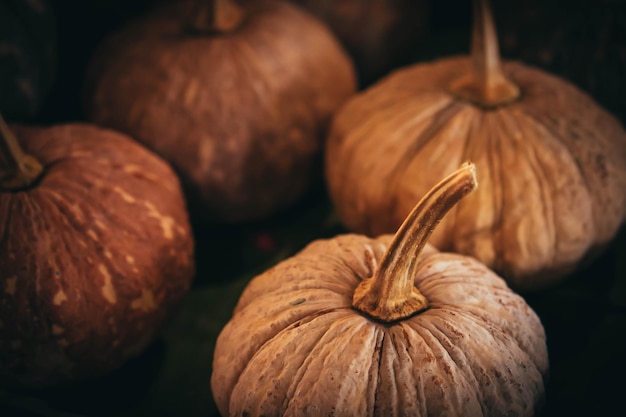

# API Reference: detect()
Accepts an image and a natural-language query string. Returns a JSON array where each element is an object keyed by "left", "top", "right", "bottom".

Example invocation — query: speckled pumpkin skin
[
  {"left": 211, "top": 234, "right": 549, "bottom": 417},
  {"left": 325, "top": 57, "right": 626, "bottom": 291},
  {"left": 0, "top": 124, "right": 194, "bottom": 387},
  {"left": 84, "top": 0, "right": 356, "bottom": 223}
]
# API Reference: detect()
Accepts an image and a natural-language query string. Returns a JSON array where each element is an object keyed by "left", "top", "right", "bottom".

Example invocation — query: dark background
[{"left": 2, "top": 0, "right": 626, "bottom": 416}]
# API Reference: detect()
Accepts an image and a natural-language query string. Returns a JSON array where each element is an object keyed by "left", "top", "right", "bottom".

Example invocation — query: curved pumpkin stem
[
  {"left": 352, "top": 162, "right": 478, "bottom": 322},
  {"left": 0, "top": 114, "right": 43, "bottom": 191},
  {"left": 449, "top": 0, "right": 520, "bottom": 107},
  {"left": 185, "top": 0, "right": 246, "bottom": 34}
]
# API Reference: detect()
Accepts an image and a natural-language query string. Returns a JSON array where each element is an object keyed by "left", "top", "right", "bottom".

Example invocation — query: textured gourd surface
[
  {"left": 85, "top": 0, "right": 356, "bottom": 223},
  {"left": 0, "top": 124, "right": 194, "bottom": 387},
  {"left": 212, "top": 234, "right": 548, "bottom": 417},
  {"left": 326, "top": 57, "right": 626, "bottom": 290}
]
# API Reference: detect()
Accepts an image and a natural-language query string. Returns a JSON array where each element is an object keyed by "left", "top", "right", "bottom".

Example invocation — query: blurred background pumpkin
[
  {"left": 288, "top": 0, "right": 431, "bottom": 86},
  {"left": 83, "top": 0, "right": 357, "bottom": 225}
]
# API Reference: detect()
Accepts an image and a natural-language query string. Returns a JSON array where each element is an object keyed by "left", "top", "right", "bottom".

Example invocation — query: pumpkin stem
[
  {"left": 185, "top": 0, "right": 246, "bottom": 34},
  {"left": 352, "top": 162, "right": 478, "bottom": 322},
  {"left": 449, "top": 0, "right": 520, "bottom": 108},
  {"left": 0, "top": 114, "right": 43, "bottom": 191}
]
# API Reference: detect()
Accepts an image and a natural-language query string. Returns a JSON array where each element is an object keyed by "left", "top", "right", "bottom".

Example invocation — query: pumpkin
[
  {"left": 212, "top": 162, "right": 549, "bottom": 417},
  {"left": 83, "top": 0, "right": 357, "bottom": 224},
  {"left": 325, "top": 0, "right": 626, "bottom": 291},
  {"left": 0, "top": 114, "right": 194, "bottom": 387},
  {"left": 0, "top": 0, "right": 57, "bottom": 121},
  {"left": 288, "top": 0, "right": 431, "bottom": 85}
]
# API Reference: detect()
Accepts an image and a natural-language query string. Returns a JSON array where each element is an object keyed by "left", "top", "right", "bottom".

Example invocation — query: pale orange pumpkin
[
  {"left": 212, "top": 163, "right": 549, "bottom": 417},
  {"left": 325, "top": 0, "right": 626, "bottom": 291}
]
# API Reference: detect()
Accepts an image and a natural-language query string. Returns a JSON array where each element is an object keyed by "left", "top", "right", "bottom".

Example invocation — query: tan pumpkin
[
  {"left": 84, "top": 0, "right": 357, "bottom": 223},
  {"left": 0, "top": 115, "right": 194, "bottom": 387},
  {"left": 212, "top": 162, "right": 549, "bottom": 417},
  {"left": 325, "top": 0, "right": 626, "bottom": 291}
]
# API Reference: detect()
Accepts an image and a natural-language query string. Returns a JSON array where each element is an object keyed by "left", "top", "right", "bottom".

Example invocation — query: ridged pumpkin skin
[
  {"left": 0, "top": 124, "right": 194, "bottom": 387},
  {"left": 211, "top": 234, "right": 548, "bottom": 417},
  {"left": 84, "top": 0, "right": 357, "bottom": 223},
  {"left": 325, "top": 57, "right": 626, "bottom": 291}
]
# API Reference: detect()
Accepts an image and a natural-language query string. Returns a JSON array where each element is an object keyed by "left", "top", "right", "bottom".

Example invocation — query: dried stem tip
[
  {"left": 449, "top": 0, "right": 520, "bottom": 108},
  {"left": 0, "top": 114, "right": 43, "bottom": 191},
  {"left": 352, "top": 161, "right": 478, "bottom": 322}
]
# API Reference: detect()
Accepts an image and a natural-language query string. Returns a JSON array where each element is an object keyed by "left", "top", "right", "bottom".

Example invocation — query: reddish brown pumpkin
[
  {"left": 325, "top": 0, "right": 626, "bottom": 290},
  {"left": 212, "top": 163, "right": 549, "bottom": 417},
  {"left": 84, "top": 0, "right": 357, "bottom": 223},
  {"left": 0, "top": 115, "right": 194, "bottom": 387}
]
